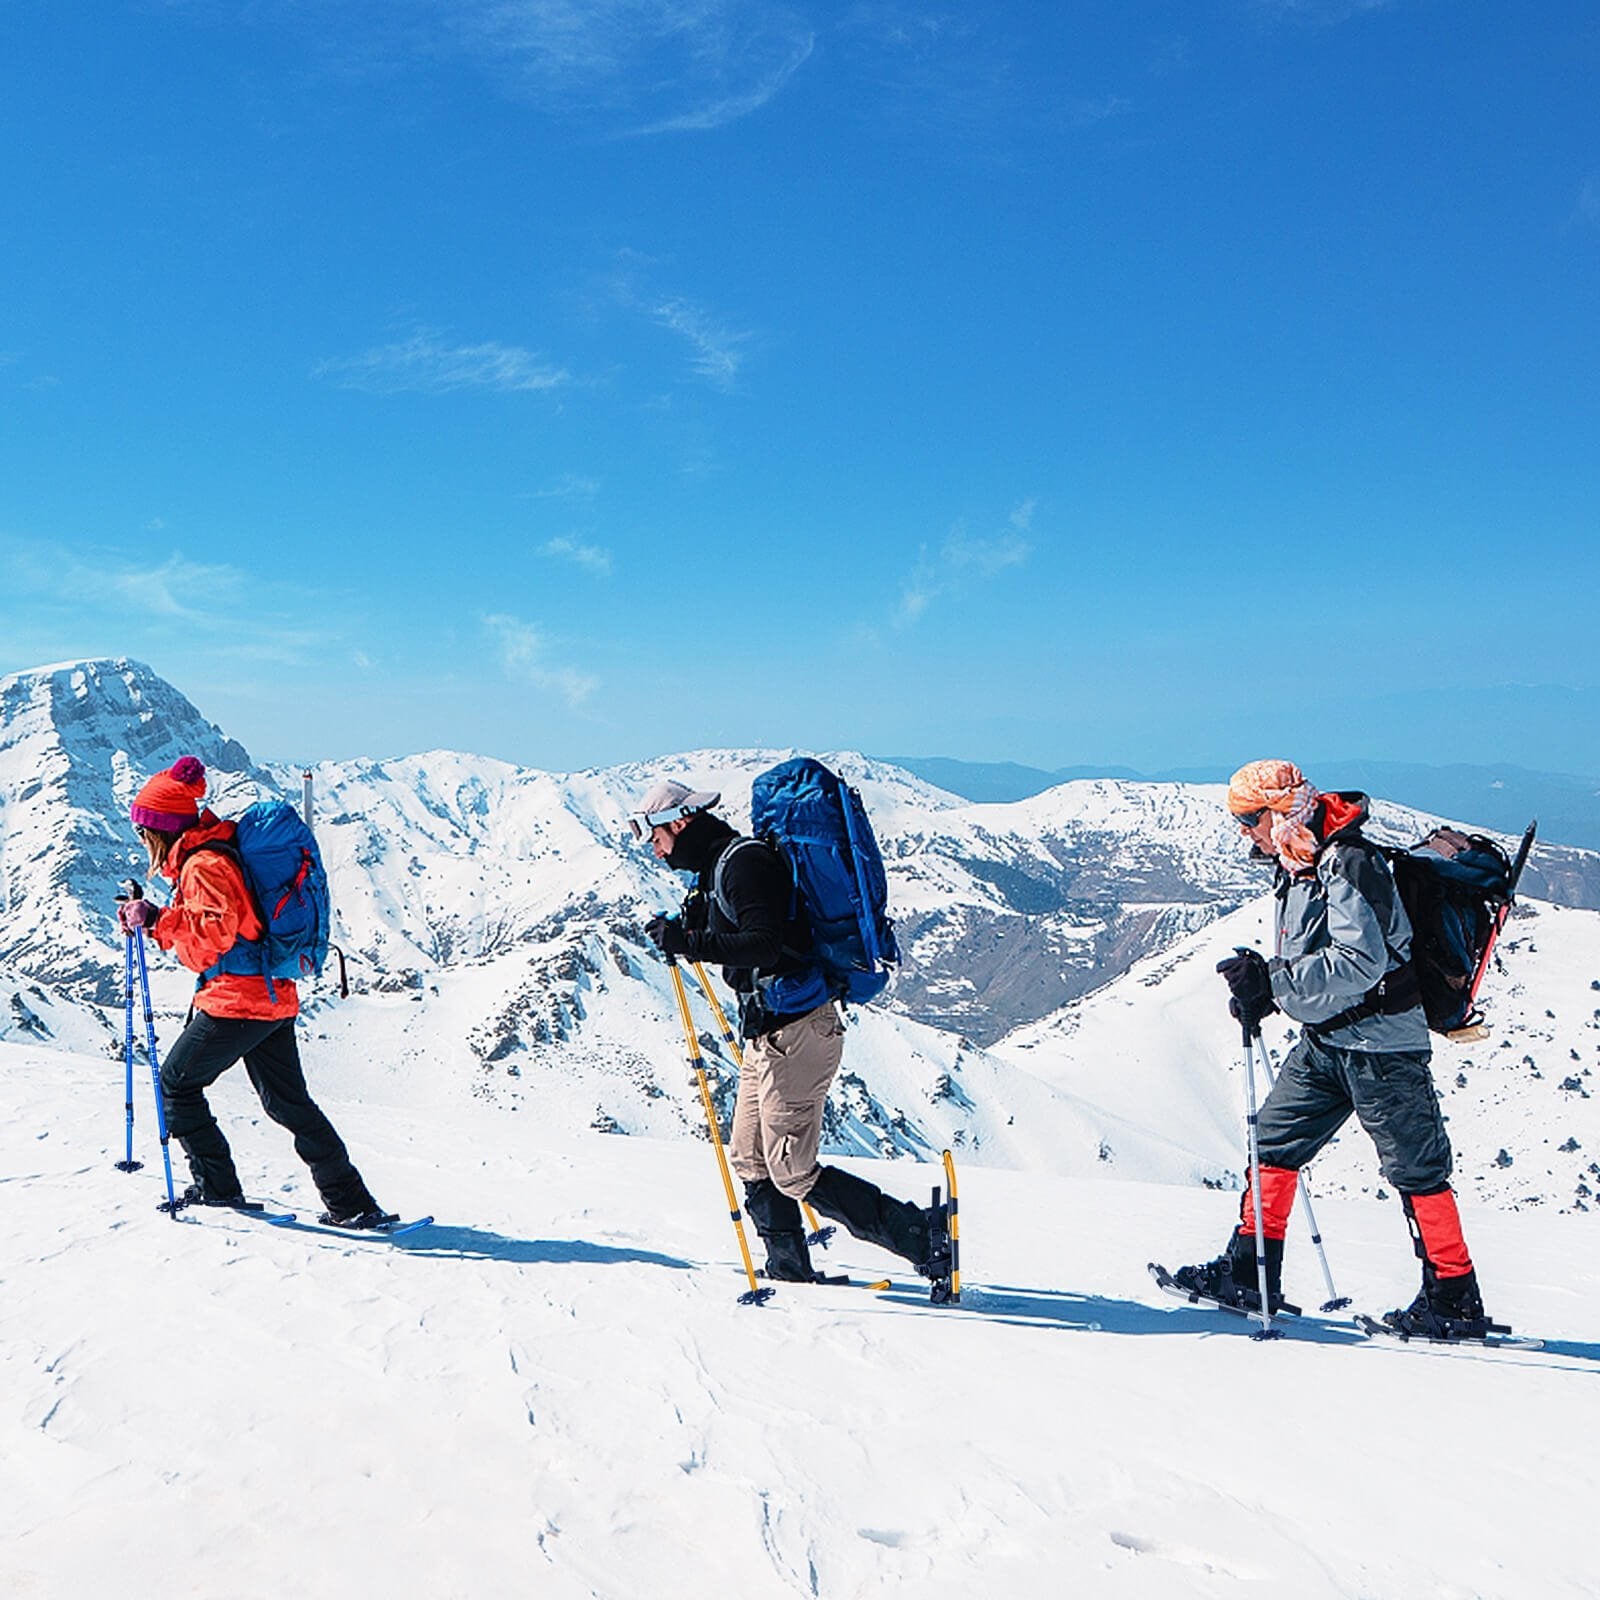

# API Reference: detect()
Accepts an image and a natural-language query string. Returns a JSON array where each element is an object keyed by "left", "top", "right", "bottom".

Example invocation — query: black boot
[
  {"left": 744, "top": 1178, "right": 817, "bottom": 1282},
  {"left": 175, "top": 1180, "right": 249, "bottom": 1208},
  {"left": 173, "top": 1134, "right": 245, "bottom": 1205},
  {"left": 1383, "top": 1267, "right": 1488, "bottom": 1339},
  {"left": 1172, "top": 1228, "right": 1286, "bottom": 1313},
  {"left": 806, "top": 1165, "right": 948, "bottom": 1278}
]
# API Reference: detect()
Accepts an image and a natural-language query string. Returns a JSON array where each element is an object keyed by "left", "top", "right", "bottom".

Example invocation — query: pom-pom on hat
[{"left": 130, "top": 755, "right": 207, "bottom": 833}]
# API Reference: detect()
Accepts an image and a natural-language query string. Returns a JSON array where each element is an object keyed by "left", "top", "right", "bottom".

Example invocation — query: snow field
[{"left": 5, "top": 1041, "right": 1600, "bottom": 1599}]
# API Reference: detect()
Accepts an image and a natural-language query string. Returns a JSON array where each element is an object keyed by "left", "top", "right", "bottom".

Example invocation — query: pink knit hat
[{"left": 130, "top": 756, "right": 207, "bottom": 833}]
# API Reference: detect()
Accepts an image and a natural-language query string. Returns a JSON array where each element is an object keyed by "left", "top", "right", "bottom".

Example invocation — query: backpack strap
[
  {"left": 710, "top": 835, "right": 811, "bottom": 970},
  {"left": 182, "top": 837, "right": 275, "bottom": 1002},
  {"left": 1305, "top": 835, "right": 1419, "bottom": 1036}
]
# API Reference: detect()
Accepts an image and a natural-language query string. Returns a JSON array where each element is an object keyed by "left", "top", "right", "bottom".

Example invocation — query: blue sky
[{"left": 3, "top": 1, "right": 1597, "bottom": 775}]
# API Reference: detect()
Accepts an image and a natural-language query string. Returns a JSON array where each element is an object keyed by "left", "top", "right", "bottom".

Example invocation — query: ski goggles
[
  {"left": 1233, "top": 807, "right": 1268, "bottom": 828},
  {"left": 627, "top": 801, "right": 703, "bottom": 841}
]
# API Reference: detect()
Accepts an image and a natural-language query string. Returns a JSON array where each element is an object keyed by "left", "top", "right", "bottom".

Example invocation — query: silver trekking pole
[
  {"left": 1255, "top": 1032, "right": 1350, "bottom": 1312},
  {"left": 1240, "top": 1022, "right": 1282, "bottom": 1340}
]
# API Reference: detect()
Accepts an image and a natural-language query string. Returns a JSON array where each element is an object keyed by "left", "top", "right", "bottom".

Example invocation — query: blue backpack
[
  {"left": 196, "top": 800, "right": 334, "bottom": 999},
  {"left": 716, "top": 757, "right": 900, "bottom": 1010}
]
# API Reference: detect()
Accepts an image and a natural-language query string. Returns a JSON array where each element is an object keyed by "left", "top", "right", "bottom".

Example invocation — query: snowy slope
[
  {"left": 997, "top": 893, "right": 1600, "bottom": 1212},
  {"left": 6, "top": 655, "right": 1600, "bottom": 1207},
  {"left": 5, "top": 1037, "right": 1600, "bottom": 1600}
]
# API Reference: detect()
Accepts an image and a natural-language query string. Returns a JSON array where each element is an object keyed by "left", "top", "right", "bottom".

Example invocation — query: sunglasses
[
  {"left": 627, "top": 802, "right": 700, "bottom": 842},
  {"left": 1234, "top": 807, "right": 1268, "bottom": 828}
]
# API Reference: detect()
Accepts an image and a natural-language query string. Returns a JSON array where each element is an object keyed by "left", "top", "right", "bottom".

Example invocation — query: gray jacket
[{"left": 1268, "top": 794, "right": 1431, "bottom": 1054}]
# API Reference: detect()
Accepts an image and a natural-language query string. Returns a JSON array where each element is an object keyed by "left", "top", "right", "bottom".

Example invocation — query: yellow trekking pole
[
  {"left": 670, "top": 958, "right": 774, "bottom": 1307},
  {"left": 941, "top": 1148, "right": 962, "bottom": 1304},
  {"left": 688, "top": 960, "right": 835, "bottom": 1249}
]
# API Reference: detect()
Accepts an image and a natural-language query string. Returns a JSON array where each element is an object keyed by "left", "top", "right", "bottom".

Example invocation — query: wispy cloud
[
  {"left": 894, "top": 501, "right": 1035, "bottom": 628},
  {"left": 627, "top": 31, "right": 816, "bottom": 135},
  {"left": 453, "top": 1, "right": 815, "bottom": 135},
  {"left": 0, "top": 351, "right": 62, "bottom": 390},
  {"left": 530, "top": 474, "right": 603, "bottom": 502},
  {"left": 314, "top": 329, "right": 569, "bottom": 395},
  {"left": 1065, "top": 94, "right": 1132, "bottom": 127},
  {"left": 483, "top": 612, "right": 599, "bottom": 707},
  {"left": 1245, "top": 0, "right": 1399, "bottom": 21},
  {"left": 1574, "top": 177, "right": 1600, "bottom": 229},
  {"left": 1, "top": 538, "right": 329, "bottom": 665},
  {"left": 104, "top": 554, "right": 250, "bottom": 620},
  {"left": 541, "top": 535, "right": 614, "bottom": 577},
  {"left": 650, "top": 297, "right": 749, "bottom": 390}
]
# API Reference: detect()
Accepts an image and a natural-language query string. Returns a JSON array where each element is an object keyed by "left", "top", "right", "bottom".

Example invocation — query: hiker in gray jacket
[{"left": 1172, "top": 758, "right": 1493, "bottom": 1339}]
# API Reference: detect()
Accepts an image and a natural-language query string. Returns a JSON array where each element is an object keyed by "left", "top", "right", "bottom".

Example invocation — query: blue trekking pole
[
  {"left": 113, "top": 923, "right": 142, "bottom": 1173},
  {"left": 120, "top": 880, "right": 180, "bottom": 1215}
]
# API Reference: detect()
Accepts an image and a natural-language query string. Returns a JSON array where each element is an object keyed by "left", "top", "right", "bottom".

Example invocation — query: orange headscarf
[{"left": 1227, "top": 758, "right": 1321, "bottom": 871}]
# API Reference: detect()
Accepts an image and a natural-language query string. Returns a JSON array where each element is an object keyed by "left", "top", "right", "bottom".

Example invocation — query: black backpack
[{"left": 1376, "top": 824, "right": 1534, "bottom": 1035}]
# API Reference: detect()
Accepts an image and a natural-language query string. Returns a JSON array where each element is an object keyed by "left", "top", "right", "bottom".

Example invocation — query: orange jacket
[{"left": 151, "top": 810, "right": 299, "bottom": 1021}]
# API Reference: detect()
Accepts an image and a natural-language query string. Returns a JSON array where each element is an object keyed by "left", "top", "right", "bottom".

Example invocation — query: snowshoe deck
[
  {"left": 263, "top": 1213, "right": 435, "bottom": 1241},
  {"left": 161, "top": 1194, "right": 295, "bottom": 1223},
  {"left": 1354, "top": 1313, "right": 1544, "bottom": 1351},
  {"left": 1149, "top": 1262, "right": 1302, "bottom": 1321}
]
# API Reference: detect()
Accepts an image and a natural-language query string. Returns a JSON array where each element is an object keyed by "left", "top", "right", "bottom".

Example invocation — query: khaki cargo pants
[{"left": 728, "top": 1003, "right": 845, "bottom": 1199}]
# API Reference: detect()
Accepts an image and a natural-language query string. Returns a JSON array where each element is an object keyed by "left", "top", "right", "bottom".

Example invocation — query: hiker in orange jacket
[{"left": 121, "top": 756, "right": 391, "bottom": 1227}]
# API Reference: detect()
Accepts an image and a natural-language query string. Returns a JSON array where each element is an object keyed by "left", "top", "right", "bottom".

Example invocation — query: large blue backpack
[
  {"left": 197, "top": 800, "right": 333, "bottom": 999},
  {"left": 716, "top": 757, "right": 900, "bottom": 1009}
]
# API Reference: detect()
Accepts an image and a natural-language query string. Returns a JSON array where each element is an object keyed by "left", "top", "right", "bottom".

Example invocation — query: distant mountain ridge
[
  {"left": 885, "top": 755, "right": 1600, "bottom": 851},
  {"left": 4, "top": 658, "right": 1598, "bottom": 1210}
]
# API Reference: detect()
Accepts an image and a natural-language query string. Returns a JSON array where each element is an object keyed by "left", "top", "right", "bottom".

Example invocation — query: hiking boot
[
  {"left": 317, "top": 1206, "right": 400, "bottom": 1231},
  {"left": 757, "top": 1227, "right": 819, "bottom": 1282},
  {"left": 916, "top": 1197, "right": 954, "bottom": 1283},
  {"left": 177, "top": 1181, "right": 250, "bottom": 1209},
  {"left": 742, "top": 1179, "right": 818, "bottom": 1281},
  {"left": 1382, "top": 1268, "right": 1489, "bottom": 1340},
  {"left": 1172, "top": 1229, "right": 1285, "bottom": 1313}
]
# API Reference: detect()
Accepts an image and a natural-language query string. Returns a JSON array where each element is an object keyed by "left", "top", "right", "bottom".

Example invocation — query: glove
[
  {"left": 118, "top": 898, "right": 160, "bottom": 935},
  {"left": 1216, "top": 946, "right": 1277, "bottom": 1032},
  {"left": 644, "top": 913, "right": 691, "bottom": 957}
]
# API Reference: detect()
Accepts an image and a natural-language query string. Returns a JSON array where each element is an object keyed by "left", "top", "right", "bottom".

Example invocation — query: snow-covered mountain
[
  {"left": 3, "top": 657, "right": 1598, "bottom": 1210},
  {"left": 0, "top": 661, "right": 259, "bottom": 1001}
]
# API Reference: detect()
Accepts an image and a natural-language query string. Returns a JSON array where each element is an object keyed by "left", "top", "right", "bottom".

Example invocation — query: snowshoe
[
  {"left": 316, "top": 1206, "right": 402, "bottom": 1231},
  {"left": 1381, "top": 1271, "right": 1490, "bottom": 1341},
  {"left": 163, "top": 1182, "right": 255, "bottom": 1214}
]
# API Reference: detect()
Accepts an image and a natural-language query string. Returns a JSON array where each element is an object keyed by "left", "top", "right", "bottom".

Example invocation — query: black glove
[
  {"left": 645, "top": 913, "right": 691, "bottom": 957},
  {"left": 1216, "top": 947, "right": 1277, "bottom": 1032}
]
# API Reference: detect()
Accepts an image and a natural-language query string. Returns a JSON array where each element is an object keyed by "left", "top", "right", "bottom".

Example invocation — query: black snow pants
[
  {"left": 1256, "top": 1030, "right": 1453, "bottom": 1194},
  {"left": 159, "top": 1012, "right": 374, "bottom": 1215}
]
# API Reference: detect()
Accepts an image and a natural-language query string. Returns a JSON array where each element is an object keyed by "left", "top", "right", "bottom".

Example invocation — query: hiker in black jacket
[{"left": 632, "top": 779, "right": 950, "bottom": 1286}]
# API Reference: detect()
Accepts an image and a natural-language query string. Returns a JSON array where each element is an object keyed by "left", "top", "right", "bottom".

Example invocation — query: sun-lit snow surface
[
  {"left": 7, "top": 659, "right": 1600, "bottom": 1594},
  {"left": 5, "top": 1037, "right": 1600, "bottom": 1600}
]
